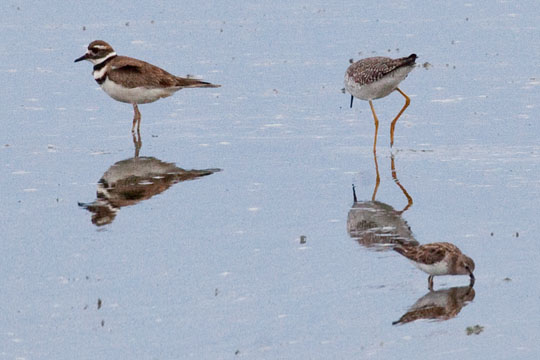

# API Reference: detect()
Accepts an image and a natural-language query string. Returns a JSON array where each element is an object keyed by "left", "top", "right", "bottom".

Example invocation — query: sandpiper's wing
[
  {"left": 394, "top": 242, "right": 457, "bottom": 265},
  {"left": 346, "top": 55, "right": 416, "bottom": 86}
]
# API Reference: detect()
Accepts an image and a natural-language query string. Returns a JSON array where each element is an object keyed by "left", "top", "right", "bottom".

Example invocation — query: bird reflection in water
[
  {"left": 79, "top": 132, "right": 220, "bottom": 226},
  {"left": 347, "top": 153, "right": 417, "bottom": 249},
  {"left": 392, "top": 285, "right": 475, "bottom": 325}
]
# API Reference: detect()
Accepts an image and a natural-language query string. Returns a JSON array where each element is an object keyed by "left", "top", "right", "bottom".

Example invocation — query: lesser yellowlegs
[{"left": 345, "top": 54, "right": 417, "bottom": 152}]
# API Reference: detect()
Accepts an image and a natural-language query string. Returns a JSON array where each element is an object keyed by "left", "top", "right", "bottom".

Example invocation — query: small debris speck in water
[
  {"left": 82, "top": 26, "right": 86, "bottom": 31},
  {"left": 516, "top": 232, "right": 519, "bottom": 237},
  {"left": 97, "top": 298, "right": 102, "bottom": 310},
  {"left": 466, "top": 325, "right": 484, "bottom": 335},
  {"left": 349, "top": 58, "right": 354, "bottom": 64},
  {"left": 101, "top": 320, "right": 105, "bottom": 327},
  {"left": 503, "top": 277, "right": 511, "bottom": 282},
  {"left": 300, "top": 235, "right": 307, "bottom": 244},
  {"left": 151, "top": 20, "right": 155, "bottom": 24},
  {"left": 490, "top": 232, "right": 494, "bottom": 236},
  {"left": 422, "top": 62, "right": 432, "bottom": 70},
  {"left": 235, "top": 350, "right": 240, "bottom": 355},
  {"left": 125, "top": 22, "right": 130, "bottom": 26},
  {"left": 215, "top": 288, "right": 219, "bottom": 296}
]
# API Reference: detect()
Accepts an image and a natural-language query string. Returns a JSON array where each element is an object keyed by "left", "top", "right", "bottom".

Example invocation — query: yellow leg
[
  {"left": 132, "top": 104, "right": 141, "bottom": 133},
  {"left": 391, "top": 154, "right": 413, "bottom": 213},
  {"left": 369, "top": 100, "right": 379, "bottom": 154},
  {"left": 371, "top": 151, "right": 380, "bottom": 201},
  {"left": 390, "top": 88, "right": 411, "bottom": 147}
]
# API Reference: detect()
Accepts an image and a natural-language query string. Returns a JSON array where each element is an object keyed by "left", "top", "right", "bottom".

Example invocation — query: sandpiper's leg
[
  {"left": 369, "top": 100, "right": 379, "bottom": 153},
  {"left": 469, "top": 272, "right": 475, "bottom": 287},
  {"left": 350, "top": 95, "right": 354, "bottom": 108},
  {"left": 390, "top": 88, "right": 411, "bottom": 147},
  {"left": 428, "top": 275, "right": 434, "bottom": 291},
  {"left": 132, "top": 104, "right": 141, "bottom": 133}
]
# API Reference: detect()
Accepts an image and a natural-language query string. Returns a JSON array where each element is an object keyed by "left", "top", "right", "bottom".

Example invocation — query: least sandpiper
[
  {"left": 394, "top": 242, "right": 475, "bottom": 290},
  {"left": 344, "top": 54, "right": 417, "bottom": 152}
]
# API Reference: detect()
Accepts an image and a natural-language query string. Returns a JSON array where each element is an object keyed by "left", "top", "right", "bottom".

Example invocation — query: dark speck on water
[{"left": 466, "top": 325, "right": 484, "bottom": 335}]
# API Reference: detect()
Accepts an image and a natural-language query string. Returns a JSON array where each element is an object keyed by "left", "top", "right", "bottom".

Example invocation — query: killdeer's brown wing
[
  {"left": 107, "top": 56, "right": 180, "bottom": 89},
  {"left": 347, "top": 55, "right": 416, "bottom": 86}
]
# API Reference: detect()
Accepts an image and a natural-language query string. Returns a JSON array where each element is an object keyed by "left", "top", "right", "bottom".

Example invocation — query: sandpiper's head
[
  {"left": 75, "top": 40, "right": 116, "bottom": 65},
  {"left": 458, "top": 254, "right": 475, "bottom": 279}
]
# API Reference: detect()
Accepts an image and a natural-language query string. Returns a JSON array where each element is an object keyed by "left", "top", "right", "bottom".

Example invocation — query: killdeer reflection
[
  {"left": 79, "top": 133, "right": 220, "bottom": 226},
  {"left": 75, "top": 40, "right": 220, "bottom": 132}
]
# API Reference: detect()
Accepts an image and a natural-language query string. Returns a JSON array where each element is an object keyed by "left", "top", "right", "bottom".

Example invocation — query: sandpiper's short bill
[
  {"left": 394, "top": 242, "right": 475, "bottom": 290},
  {"left": 75, "top": 40, "right": 220, "bottom": 132}
]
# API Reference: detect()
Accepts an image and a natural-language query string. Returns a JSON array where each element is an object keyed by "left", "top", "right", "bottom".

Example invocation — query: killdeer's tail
[{"left": 175, "top": 77, "right": 221, "bottom": 88}]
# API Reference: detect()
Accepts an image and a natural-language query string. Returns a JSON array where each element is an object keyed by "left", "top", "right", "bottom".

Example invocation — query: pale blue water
[{"left": 2, "top": 1, "right": 540, "bottom": 359}]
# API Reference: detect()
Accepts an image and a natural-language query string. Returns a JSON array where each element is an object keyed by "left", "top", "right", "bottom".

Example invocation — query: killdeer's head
[{"left": 75, "top": 40, "right": 117, "bottom": 65}]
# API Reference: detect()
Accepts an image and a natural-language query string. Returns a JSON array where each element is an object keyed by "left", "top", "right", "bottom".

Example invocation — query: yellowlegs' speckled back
[{"left": 345, "top": 54, "right": 417, "bottom": 152}]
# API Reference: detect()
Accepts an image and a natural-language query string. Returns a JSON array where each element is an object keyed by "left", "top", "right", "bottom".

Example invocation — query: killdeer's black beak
[{"left": 74, "top": 53, "right": 88, "bottom": 62}]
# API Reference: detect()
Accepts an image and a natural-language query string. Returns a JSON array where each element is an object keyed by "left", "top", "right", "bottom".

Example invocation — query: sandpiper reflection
[
  {"left": 79, "top": 132, "right": 220, "bottom": 226},
  {"left": 392, "top": 285, "right": 475, "bottom": 325},
  {"left": 347, "top": 153, "right": 417, "bottom": 249}
]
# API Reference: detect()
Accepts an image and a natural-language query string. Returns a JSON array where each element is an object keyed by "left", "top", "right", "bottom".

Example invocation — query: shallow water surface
[{"left": 2, "top": 1, "right": 540, "bottom": 359}]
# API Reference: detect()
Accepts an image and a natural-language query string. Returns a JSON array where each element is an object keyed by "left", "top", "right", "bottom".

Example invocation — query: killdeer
[
  {"left": 345, "top": 54, "right": 417, "bottom": 152},
  {"left": 75, "top": 40, "right": 220, "bottom": 132}
]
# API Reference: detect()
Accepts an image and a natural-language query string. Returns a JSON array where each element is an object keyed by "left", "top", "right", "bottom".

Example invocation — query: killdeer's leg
[
  {"left": 132, "top": 130, "right": 142, "bottom": 158},
  {"left": 428, "top": 275, "right": 434, "bottom": 291},
  {"left": 132, "top": 104, "right": 141, "bottom": 133},
  {"left": 368, "top": 100, "right": 379, "bottom": 154},
  {"left": 390, "top": 88, "right": 411, "bottom": 147}
]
